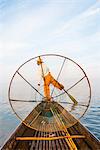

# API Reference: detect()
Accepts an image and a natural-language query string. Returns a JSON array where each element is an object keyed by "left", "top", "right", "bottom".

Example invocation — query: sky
[{"left": 0, "top": 0, "right": 100, "bottom": 102}]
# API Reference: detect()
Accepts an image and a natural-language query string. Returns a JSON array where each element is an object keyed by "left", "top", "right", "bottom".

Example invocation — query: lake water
[{"left": 0, "top": 98, "right": 100, "bottom": 148}]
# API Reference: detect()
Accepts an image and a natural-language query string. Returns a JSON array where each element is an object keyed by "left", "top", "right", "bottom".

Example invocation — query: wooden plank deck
[{"left": 1, "top": 101, "right": 100, "bottom": 150}]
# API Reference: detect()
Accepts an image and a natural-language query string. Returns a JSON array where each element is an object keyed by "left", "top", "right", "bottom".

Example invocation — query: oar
[
  {"left": 63, "top": 89, "right": 78, "bottom": 104},
  {"left": 38, "top": 56, "right": 78, "bottom": 104}
]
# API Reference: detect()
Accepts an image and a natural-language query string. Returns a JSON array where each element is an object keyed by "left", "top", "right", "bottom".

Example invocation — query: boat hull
[{"left": 1, "top": 101, "right": 100, "bottom": 150}]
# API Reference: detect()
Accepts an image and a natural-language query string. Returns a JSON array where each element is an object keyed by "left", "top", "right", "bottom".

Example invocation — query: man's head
[{"left": 37, "top": 57, "right": 43, "bottom": 65}]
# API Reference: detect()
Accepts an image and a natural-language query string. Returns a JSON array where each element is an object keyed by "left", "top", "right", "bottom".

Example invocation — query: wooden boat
[{"left": 1, "top": 101, "right": 100, "bottom": 150}]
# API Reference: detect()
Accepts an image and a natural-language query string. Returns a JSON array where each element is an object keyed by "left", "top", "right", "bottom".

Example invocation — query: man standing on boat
[{"left": 37, "top": 57, "right": 64, "bottom": 101}]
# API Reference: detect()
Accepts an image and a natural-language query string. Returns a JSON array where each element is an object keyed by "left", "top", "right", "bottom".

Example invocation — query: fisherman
[{"left": 37, "top": 57, "right": 64, "bottom": 101}]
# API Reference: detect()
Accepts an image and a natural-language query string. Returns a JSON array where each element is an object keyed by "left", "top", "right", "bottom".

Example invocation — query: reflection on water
[{"left": 0, "top": 99, "right": 100, "bottom": 147}]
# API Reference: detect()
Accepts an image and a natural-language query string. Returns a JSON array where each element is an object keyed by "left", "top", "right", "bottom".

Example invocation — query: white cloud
[
  {"left": 83, "top": 7, "right": 100, "bottom": 17},
  {"left": 0, "top": 1, "right": 64, "bottom": 60},
  {"left": 0, "top": 1, "right": 100, "bottom": 84},
  {"left": 51, "top": 3, "right": 100, "bottom": 38}
]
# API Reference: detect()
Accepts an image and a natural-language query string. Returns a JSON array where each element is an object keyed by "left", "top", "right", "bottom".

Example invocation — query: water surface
[{"left": 0, "top": 99, "right": 100, "bottom": 148}]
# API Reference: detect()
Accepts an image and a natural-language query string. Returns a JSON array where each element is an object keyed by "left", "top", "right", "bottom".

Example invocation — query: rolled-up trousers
[{"left": 44, "top": 72, "right": 63, "bottom": 99}]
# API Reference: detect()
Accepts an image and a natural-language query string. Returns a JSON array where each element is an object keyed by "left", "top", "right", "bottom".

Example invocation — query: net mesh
[{"left": 9, "top": 54, "right": 91, "bottom": 131}]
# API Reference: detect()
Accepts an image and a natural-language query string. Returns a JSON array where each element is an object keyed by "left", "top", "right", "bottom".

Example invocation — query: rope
[{"left": 50, "top": 104, "right": 78, "bottom": 150}]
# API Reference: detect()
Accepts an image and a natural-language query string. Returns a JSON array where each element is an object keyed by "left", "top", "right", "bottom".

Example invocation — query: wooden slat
[{"left": 1, "top": 101, "right": 100, "bottom": 150}]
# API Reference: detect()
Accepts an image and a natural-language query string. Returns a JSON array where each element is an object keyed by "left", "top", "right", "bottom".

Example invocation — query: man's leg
[
  {"left": 44, "top": 74, "right": 51, "bottom": 100},
  {"left": 50, "top": 74, "right": 64, "bottom": 90},
  {"left": 44, "top": 83, "right": 51, "bottom": 99}
]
